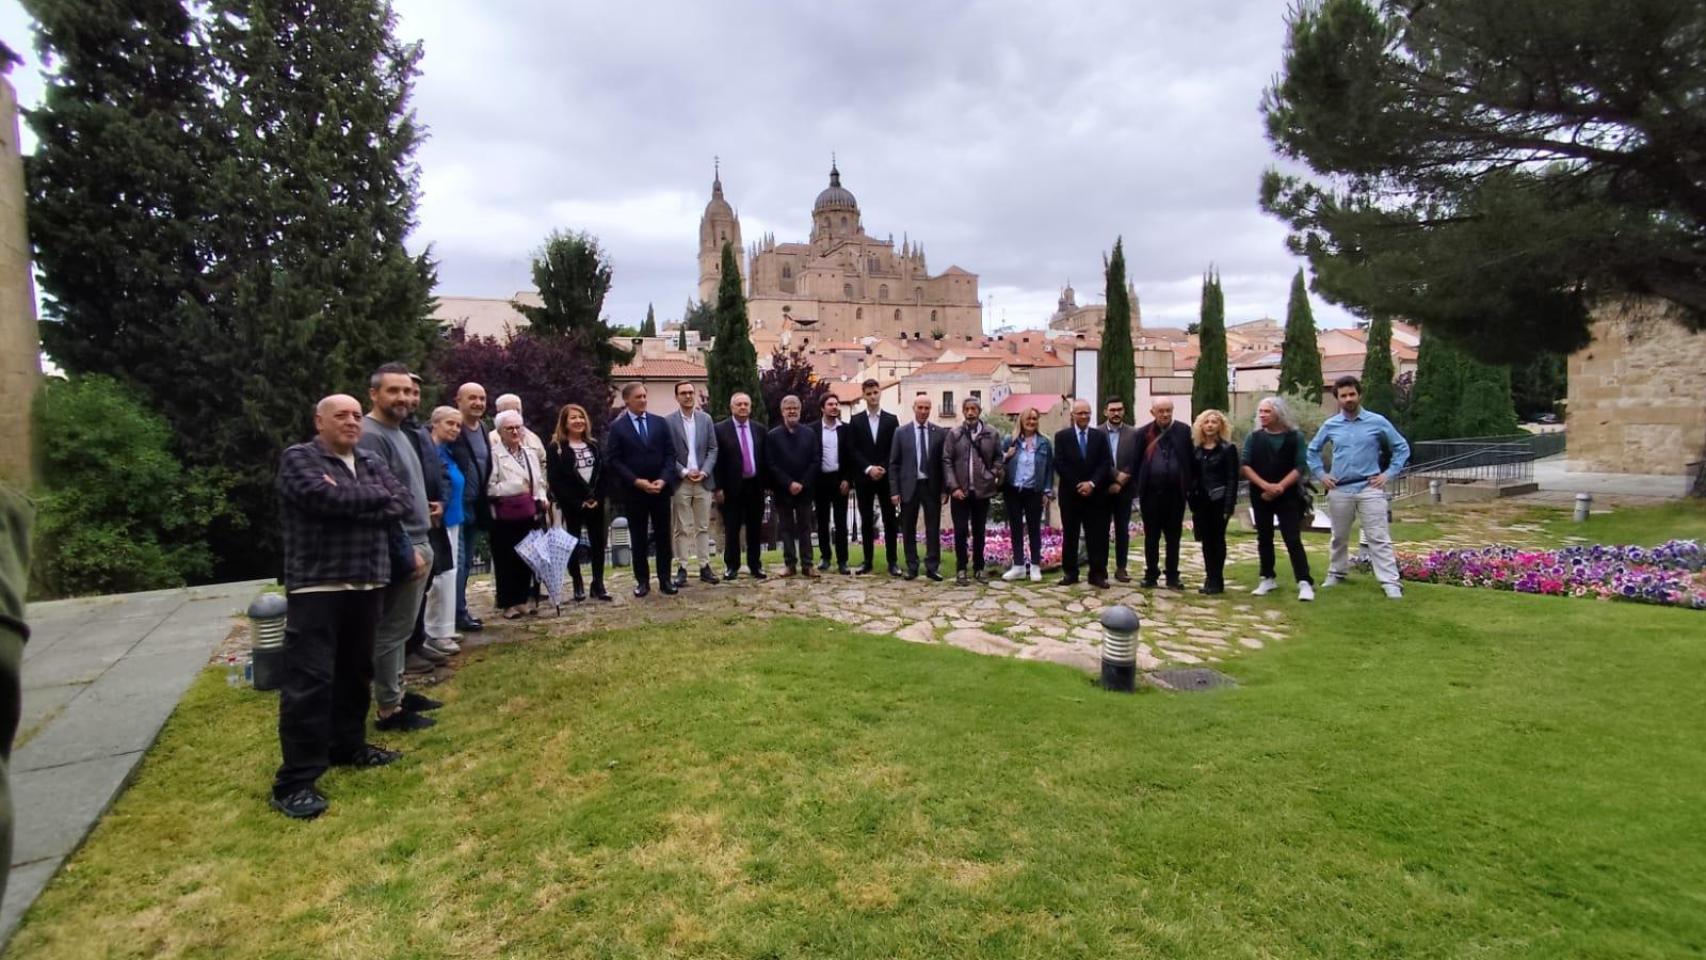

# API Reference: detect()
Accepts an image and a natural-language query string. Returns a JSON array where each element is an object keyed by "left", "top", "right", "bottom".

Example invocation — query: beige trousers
[{"left": 672, "top": 478, "right": 714, "bottom": 567}]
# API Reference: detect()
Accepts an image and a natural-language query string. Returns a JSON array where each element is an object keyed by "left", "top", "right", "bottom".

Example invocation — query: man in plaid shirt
[{"left": 270, "top": 393, "right": 419, "bottom": 819}]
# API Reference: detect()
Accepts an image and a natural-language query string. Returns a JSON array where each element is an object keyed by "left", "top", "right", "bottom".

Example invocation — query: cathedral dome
[
  {"left": 813, "top": 163, "right": 858, "bottom": 213},
  {"left": 704, "top": 173, "right": 735, "bottom": 220}
]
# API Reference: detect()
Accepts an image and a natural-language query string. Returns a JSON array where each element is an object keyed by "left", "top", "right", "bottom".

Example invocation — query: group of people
[{"left": 269, "top": 362, "right": 1410, "bottom": 818}]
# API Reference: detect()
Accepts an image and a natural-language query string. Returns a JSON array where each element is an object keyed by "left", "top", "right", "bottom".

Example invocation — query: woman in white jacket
[{"left": 486, "top": 410, "right": 549, "bottom": 619}]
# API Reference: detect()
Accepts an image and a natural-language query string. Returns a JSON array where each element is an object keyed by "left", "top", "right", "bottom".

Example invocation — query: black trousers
[
  {"left": 855, "top": 477, "right": 898, "bottom": 568},
  {"left": 775, "top": 494, "right": 815, "bottom": 568},
  {"left": 1140, "top": 487, "right": 1186, "bottom": 582},
  {"left": 624, "top": 489, "right": 674, "bottom": 588},
  {"left": 950, "top": 495, "right": 991, "bottom": 571},
  {"left": 274, "top": 589, "right": 385, "bottom": 797},
  {"left": 813, "top": 476, "right": 849, "bottom": 566},
  {"left": 489, "top": 516, "right": 537, "bottom": 609},
  {"left": 1060, "top": 492, "right": 1108, "bottom": 580},
  {"left": 1253, "top": 493, "right": 1314, "bottom": 584},
  {"left": 898, "top": 489, "right": 942, "bottom": 574},
  {"left": 560, "top": 500, "right": 607, "bottom": 589},
  {"left": 1005, "top": 487, "right": 1044, "bottom": 568},
  {"left": 720, "top": 482, "right": 766, "bottom": 573},
  {"left": 1191, "top": 500, "right": 1230, "bottom": 587},
  {"left": 1110, "top": 494, "right": 1136, "bottom": 573}
]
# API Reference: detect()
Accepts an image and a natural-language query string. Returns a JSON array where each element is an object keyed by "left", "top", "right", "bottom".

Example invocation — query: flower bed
[
  {"left": 937, "top": 526, "right": 1065, "bottom": 570},
  {"left": 1397, "top": 539, "right": 1706, "bottom": 610}
]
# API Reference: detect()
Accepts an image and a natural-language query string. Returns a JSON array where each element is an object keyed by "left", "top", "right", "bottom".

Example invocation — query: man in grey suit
[
  {"left": 888, "top": 393, "right": 948, "bottom": 581},
  {"left": 666, "top": 381, "right": 720, "bottom": 586},
  {"left": 1102, "top": 398, "right": 1142, "bottom": 582}
]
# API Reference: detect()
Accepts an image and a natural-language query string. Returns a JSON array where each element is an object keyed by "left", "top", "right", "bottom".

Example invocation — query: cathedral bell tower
[{"left": 698, "top": 159, "right": 743, "bottom": 304}]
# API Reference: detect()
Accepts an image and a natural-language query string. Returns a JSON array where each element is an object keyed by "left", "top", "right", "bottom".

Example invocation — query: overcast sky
[{"left": 0, "top": 0, "right": 1358, "bottom": 332}]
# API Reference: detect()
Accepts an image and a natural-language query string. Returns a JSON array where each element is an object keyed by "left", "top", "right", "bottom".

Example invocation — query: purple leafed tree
[
  {"left": 760, "top": 347, "right": 832, "bottom": 424},
  {"left": 433, "top": 326, "right": 616, "bottom": 440}
]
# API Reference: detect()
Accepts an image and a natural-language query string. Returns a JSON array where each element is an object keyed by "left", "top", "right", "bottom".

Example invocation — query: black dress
[{"left": 1190, "top": 440, "right": 1240, "bottom": 590}]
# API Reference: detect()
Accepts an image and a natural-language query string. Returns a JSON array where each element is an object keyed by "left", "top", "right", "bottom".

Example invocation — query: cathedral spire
[{"left": 712, "top": 155, "right": 723, "bottom": 199}]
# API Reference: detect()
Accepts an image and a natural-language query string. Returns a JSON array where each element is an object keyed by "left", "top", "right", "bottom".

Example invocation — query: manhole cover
[{"left": 1146, "top": 668, "right": 1237, "bottom": 691}]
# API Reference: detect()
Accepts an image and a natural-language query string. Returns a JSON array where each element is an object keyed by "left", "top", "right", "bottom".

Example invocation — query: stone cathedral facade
[{"left": 698, "top": 163, "right": 983, "bottom": 347}]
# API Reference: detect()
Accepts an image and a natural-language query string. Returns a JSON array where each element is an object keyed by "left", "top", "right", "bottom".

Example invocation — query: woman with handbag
[
  {"left": 1241, "top": 396, "right": 1316, "bottom": 601},
  {"left": 487, "top": 409, "right": 549, "bottom": 620},
  {"left": 1188, "top": 409, "right": 1240, "bottom": 595},
  {"left": 546, "top": 403, "right": 611, "bottom": 603}
]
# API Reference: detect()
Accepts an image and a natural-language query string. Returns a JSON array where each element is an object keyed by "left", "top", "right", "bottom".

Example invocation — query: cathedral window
[
  {"left": 879, "top": 284, "right": 889, "bottom": 300},
  {"left": 782, "top": 265, "right": 791, "bottom": 279},
  {"left": 914, "top": 287, "right": 923, "bottom": 303},
  {"left": 930, "top": 309, "right": 938, "bottom": 323},
  {"left": 840, "top": 216, "right": 848, "bottom": 228},
  {"left": 843, "top": 283, "right": 854, "bottom": 299},
  {"left": 893, "top": 308, "right": 901, "bottom": 322},
  {"left": 856, "top": 308, "right": 863, "bottom": 320}
]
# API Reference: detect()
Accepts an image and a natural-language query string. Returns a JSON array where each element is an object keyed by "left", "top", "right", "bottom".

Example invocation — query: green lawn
[
  {"left": 1536, "top": 498, "right": 1706, "bottom": 546},
  {"left": 10, "top": 562, "right": 1705, "bottom": 959}
]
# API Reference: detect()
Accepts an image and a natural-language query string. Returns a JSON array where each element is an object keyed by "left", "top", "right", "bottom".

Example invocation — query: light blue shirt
[
  {"left": 1307, "top": 409, "right": 1410, "bottom": 493},
  {"left": 1013, "top": 437, "right": 1037, "bottom": 490}
]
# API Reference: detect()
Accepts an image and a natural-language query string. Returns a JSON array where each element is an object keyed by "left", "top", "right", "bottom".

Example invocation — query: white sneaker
[
  {"left": 1029, "top": 565, "right": 1042, "bottom": 582},
  {"left": 1321, "top": 575, "right": 1346, "bottom": 589},
  {"left": 424, "top": 636, "right": 461, "bottom": 656},
  {"left": 1251, "top": 577, "right": 1279, "bottom": 597},
  {"left": 1382, "top": 583, "right": 1403, "bottom": 600},
  {"left": 1298, "top": 582, "right": 1315, "bottom": 602},
  {"left": 1001, "top": 564, "right": 1026, "bottom": 581}
]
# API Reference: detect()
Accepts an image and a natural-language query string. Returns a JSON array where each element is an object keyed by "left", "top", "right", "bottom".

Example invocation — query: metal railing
[
  {"left": 1388, "top": 433, "right": 1562, "bottom": 502},
  {"left": 1409, "top": 432, "right": 1564, "bottom": 467}
]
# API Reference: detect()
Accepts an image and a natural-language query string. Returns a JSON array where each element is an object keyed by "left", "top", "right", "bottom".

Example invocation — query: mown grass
[
  {"left": 10, "top": 557, "right": 1706, "bottom": 959},
  {"left": 1533, "top": 498, "right": 1706, "bottom": 547}
]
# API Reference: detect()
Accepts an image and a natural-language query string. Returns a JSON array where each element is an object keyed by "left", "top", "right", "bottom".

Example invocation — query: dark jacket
[
  {"left": 546, "top": 438, "right": 605, "bottom": 506},
  {"left": 276, "top": 438, "right": 414, "bottom": 591},
  {"left": 847, "top": 408, "right": 899, "bottom": 484},
  {"left": 604, "top": 410, "right": 679, "bottom": 500},
  {"left": 446, "top": 418, "right": 493, "bottom": 527},
  {"left": 405, "top": 417, "right": 455, "bottom": 575},
  {"left": 713, "top": 416, "right": 768, "bottom": 497},
  {"left": 1054, "top": 423, "right": 1114, "bottom": 502},
  {"left": 941, "top": 422, "right": 1003, "bottom": 499},
  {"left": 1101, "top": 422, "right": 1141, "bottom": 501},
  {"left": 767, "top": 422, "right": 820, "bottom": 501},
  {"left": 816, "top": 420, "right": 854, "bottom": 486},
  {"left": 888, "top": 419, "right": 946, "bottom": 503},
  {"left": 1192, "top": 439, "right": 1240, "bottom": 518},
  {"left": 1135, "top": 420, "right": 1197, "bottom": 497}
]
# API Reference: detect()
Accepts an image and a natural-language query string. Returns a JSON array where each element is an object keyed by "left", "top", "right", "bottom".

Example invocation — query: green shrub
[{"left": 31, "top": 376, "right": 232, "bottom": 598}]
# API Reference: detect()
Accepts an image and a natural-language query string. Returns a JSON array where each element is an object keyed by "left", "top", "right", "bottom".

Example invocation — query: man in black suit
[
  {"left": 887, "top": 392, "right": 947, "bottom": 581},
  {"left": 847, "top": 378, "right": 901, "bottom": 576},
  {"left": 767, "top": 394, "right": 820, "bottom": 577},
  {"left": 603, "top": 382, "right": 679, "bottom": 597},
  {"left": 1054, "top": 398, "right": 1113, "bottom": 588},
  {"left": 712, "top": 391, "right": 768, "bottom": 580},
  {"left": 1135, "top": 397, "right": 1197, "bottom": 589},
  {"left": 1101, "top": 398, "right": 1142, "bottom": 582},
  {"left": 812, "top": 395, "right": 853, "bottom": 574}
]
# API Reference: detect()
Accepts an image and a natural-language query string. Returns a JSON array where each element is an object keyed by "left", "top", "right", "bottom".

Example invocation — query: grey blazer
[
  {"left": 888, "top": 420, "right": 946, "bottom": 503},
  {"left": 665, "top": 409, "right": 720, "bottom": 491},
  {"left": 1100, "top": 422, "right": 1141, "bottom": 498}
]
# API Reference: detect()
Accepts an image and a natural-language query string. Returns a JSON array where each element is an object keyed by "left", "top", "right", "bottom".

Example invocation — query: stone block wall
[
  {"left": 1566, "top": 299, "right": 1706, "bottom": 475},
  {"left": 0, "top": 73, "right": 41, "bottom": 489}
]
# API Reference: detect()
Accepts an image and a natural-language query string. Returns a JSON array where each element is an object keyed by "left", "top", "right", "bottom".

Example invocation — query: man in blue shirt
[{"left": 1306, "top": 375, "right": 1412, "bottom": 598}]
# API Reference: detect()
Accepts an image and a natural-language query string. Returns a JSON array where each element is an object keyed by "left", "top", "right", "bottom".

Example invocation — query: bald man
[
  {"left": 1135, "top": 397, "right": 1197, "bottom": 589},
  {"left": 271, "top": 394, "right": 417, "bottom": 819},
  {"left": 445, "top": 383, "right": 491, "bottom": 631},
  {"left": 1053, "top": 398, "right": 1113, "bottom": 587}
]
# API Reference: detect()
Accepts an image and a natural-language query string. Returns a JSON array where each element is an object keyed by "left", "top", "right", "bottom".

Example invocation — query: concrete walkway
[
  {"left": 3, "top": 579, "right": 267, "bottom": 944},
  {"left": 1532, "top": 456, "right": 1692, "bottom": 499}
]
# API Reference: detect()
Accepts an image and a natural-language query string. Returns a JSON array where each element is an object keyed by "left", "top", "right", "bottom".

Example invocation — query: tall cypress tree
[
  {"left": 677, "top": 325, "right": 688, "bottom": 351},
  {"left": 1192, "top": 268, "right": 1230, "bottom": 414},
  {"left": 1277, "top": 268, "right": 1324, "bottom": 401},
  {"left": 23, "top": 0, "right": 214, "bottom": 431},
  {"left": 706, "top": 243, "right": 763, "bottom": 423},
  {"left": 510, "top": 229, "right": 629, "bottom": 374},
  {"left": 1097, "top": 237, "right": 1135, "bottom": 413},
  {"left": 640, "top": 303, "right": 656, "bottom": 338},
  {"left": 1360, "top": 314, "right": 1398, "bottom": 417},
  {"left": 1456, "top": 355, "right": 1520, "bottom": 438},
  {"left": 1406, "top": 331, "right": 1464, "bottom": 441}
]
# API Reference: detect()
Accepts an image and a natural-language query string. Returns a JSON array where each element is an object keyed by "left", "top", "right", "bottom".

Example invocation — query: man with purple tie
[{"left": 713, "top": 392, "right": 769, "bottom": 580}]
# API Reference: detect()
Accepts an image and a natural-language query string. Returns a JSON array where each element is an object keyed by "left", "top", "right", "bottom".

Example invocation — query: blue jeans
[{"left": 456, "top": 518, "right": 481, "bottom": 622}]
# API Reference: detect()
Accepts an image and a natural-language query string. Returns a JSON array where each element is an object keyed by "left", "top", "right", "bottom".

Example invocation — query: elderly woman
[
  {"left": 487, "top": 409, "right": 549, "bottom": 619},
  {"left": 1000, "top": 407, "right": 1053, "bottom": 582},
  {"left": 422, "top": 407, "right": 466, "bottom": 650},
  {"left": 1240, "top": 396, "right": 1315, "bottom": 601},
  {"left": 1189, "top": 409, "right": 1240, "bottom": 594}
]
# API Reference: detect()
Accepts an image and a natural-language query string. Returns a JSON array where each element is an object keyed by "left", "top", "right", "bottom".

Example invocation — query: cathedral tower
[
  {"left": 810, "top": 161, "right": 862, "bottom": 250},
  {"left": 697, "top": 160, "right": 743, "bottom": 304}
]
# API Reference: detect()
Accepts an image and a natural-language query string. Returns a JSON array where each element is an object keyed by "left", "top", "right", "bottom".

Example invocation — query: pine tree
[
  {"left": 640, "top": 303, "right": 656, "bottom": 338},
  {"left": 706, "top": 243, "right": 763, "bottom": 423},
  {"left": 510, "top": 229, "right": 630, "bottom": 374},
  {"left": 1192, "top": 268, "right": 1230, "bottom": 414},
  {"left": 1359, "top": 314, "right": 1398, "bottom": 417},
  {"left": 1277, "top": 268, "right": 1324, "bottom": 401},
  {"left": 23, "top": 0, "right": 214, "bottom": 430},
  {"left": 1097, "top": 238, "right": 1135, "bottom": 413}
]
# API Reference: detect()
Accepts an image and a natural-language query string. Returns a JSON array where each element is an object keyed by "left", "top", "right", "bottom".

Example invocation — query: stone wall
[
  {"left": 1567, "top": 300, "right": 1706, "bottom": 475},
  {"left": 0, "top": 72, "right": 40, "bottom": 489}
]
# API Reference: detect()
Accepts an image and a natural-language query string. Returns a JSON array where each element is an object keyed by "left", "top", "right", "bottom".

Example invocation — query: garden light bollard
[
  {"left": 1428, "top": 478, "right": 1442, "bottom": 504},
  {"left": 608, "top": 516, "right": 631, "bottom": 567},
  {"left": 1574, "top": 492, "right": 1593, "bottom": 522},
  {"left": 247, "top": 592, "right": 288, "bottom": 691},
  {"left": 1099, "top": 605, "right": 1141, "bottom": 693}
]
